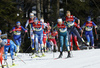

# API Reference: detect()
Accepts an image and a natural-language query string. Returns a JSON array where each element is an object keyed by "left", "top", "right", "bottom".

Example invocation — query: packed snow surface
[{"left": 2, "top": 49, "right": 100, "bottom": 68}]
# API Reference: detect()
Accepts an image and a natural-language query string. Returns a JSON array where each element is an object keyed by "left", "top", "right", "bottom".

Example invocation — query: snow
[{"left": 2, "top": 49, "right": 100, "bottom": 68}]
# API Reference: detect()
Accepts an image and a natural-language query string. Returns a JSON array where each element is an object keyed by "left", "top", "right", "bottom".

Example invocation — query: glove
[
  {"left": 12, "top": 29, "right": 15, "bottom": 31},
  {"left": 25, "top": 30, "right": 27, "bottom": 33}
]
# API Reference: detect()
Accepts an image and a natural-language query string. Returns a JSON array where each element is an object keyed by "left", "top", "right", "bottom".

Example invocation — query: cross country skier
[
  {"left": 0, "top": 38, "right": 5, "bottom": 68},
  {"left": 31, "top": 19, "right": 44, "bottom": 57},
  {"left": 48, "top": 29, "right": 58, "bottom": 51},
  {"left": 10, "top": 21, "right": 27, "bottom": 52},
  {"left": 25, "top": 13, "right": 38, "bottom": 54},
  {"left": 54, "top": 18, "right": 71, "bottom": 58},
  {"left": 81, "top": 16, "right": 97, "bottom": 49},
  {"left": 40, "top": 18, "right": 47, "bottom": 52},
  {"left": 43, "top": 28, "right": 47, "bottom": 52},
  {"left": 65, "top": 11, "right": 87, "bottom": 47},
  {"left": 3, "top": 39, "right": 17, "bottom": 66}
]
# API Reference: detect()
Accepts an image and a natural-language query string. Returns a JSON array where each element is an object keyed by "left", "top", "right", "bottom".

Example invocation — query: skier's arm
[
  {"left": 74, "top": 22, "right": 82, "bottom": 30},
  {"left": 53, "top": 24, "right": 57, "bottom": 29},
  {"left": 21, "top": 26, "right": 27, "bottom": 32},
  {"left": 81, "top": 22, "right": 86, "bottom": 29},
  {"left": 92, "top": 22, "right": 97, "bottom": 28},
  {"left": 31, "top": 24, "right": 35, "bottom": 31},
  {"left": 73, "top": 16, "right": 80, "bottom": 24},
  {"left": 80, "top": 22, "right": 86, "bottom": 37},
  {"left": 10, "top": 27, "right": 15, "bottom": 33}
]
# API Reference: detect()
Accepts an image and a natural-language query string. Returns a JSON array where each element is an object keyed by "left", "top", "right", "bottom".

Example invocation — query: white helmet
[
  {"left": 57, "top": 18, "right": 62, "bottom": 22},
  {"left": 40, "top": 19, "right": 44, "bottom": 23},
  {"left": 30, "top": 13, "right": 34, "bottom": 18}
]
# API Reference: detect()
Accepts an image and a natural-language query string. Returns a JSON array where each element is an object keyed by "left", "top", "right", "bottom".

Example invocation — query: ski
[
  {"left": 54, "top": 57, "right": 62, "bottom": 60},
  {"left": 0, "top": 64, "right": 18, "bottom": 68},
  {"left": 31, "top": 55, "right": 41, "bottom": 58},
  {"left": 40, "top": 54, "right": 46, "bottom": 57},
  {"left": 63, "top": 56, "right": 73, "bottom": 59},
  {"left": 10, "top": 64, "right": 18, "bottom": 67}
]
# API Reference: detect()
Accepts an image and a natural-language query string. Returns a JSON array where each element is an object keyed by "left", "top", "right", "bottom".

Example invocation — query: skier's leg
[
  {"left": 10, "top": 45, "right": 15, "bottom": 65},
  {"left": 65, "top": 33, "right": 70, "bottom": 51},
  {"left": 14, "top": 43, "right": 17, "bottom": 56},
  {"left": 18, "top": 36, "right": 21, "bottom": 52},
  {"left": 73, "top": 35, "right": 80, "bottom": 50},
  {"left": 10, "top": 45, "right": 14, "bottom": 60},
  {"left": 58, "top": 35, "right": 64, "bottom": 58},
  {"left": 43, "top": 37, "right": 46, "bottom": 52},
  {"left": 30, "top": 34, "right": 35, "bottom": 57},
  {"left": 39, "top": 34, "right": 44, "bottom": 54},
  {"left": 89, "top": 31, "right": 94, "bottom": 47},
  {"left": 0, "top": 46, "right": 4, "bottom": 66},
  {"left": 31, "top": 39, "right": 34, "bottom": 49},
  {"left": 13, "top": 36, "right": 20, "bottom": 52},
  {"left": 53, "top": 39, "right": 58, "bottom": 51},
  {"left": 31, "top": 34, "right": 35, "bottom": 50},
  {"left": 49, "top": 40, "right": 54, "bottom": 51},
  {"left": 35, "top": 34, "right": 39, "bottom": 52},
  {"left": 85, "top": 31, "right": 90, "bottom": 45},
  {"left": 65, "top": 32, "right": 71, "bottom": 58},
  {"left": 70, "top": 34, "right": 73, "bottom": 50},
  {"left": 4, "top": 46, "right": 9, "bottom": 60},
  {"left": 46, "top": 41, "right": 51, "bottom": 51}
]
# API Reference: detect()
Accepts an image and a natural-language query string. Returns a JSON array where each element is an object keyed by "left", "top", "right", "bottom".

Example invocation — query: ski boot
[
  {"left": 12, "top": 59, "right": 15, "bottom": 65},
  {"left": 2, "top": 65, "right": 4, "bottom": 68},
  {"left": 15, "top": 52, "right": 17, "bottom": 56},
  {"left": 77, "top": 47, "right": 80, "bottom": 50},
  {"left": 58, "top": 52, "right": 63, "bottom": 58},
  {"left": 91, "top": 46, "right": 94, "bottom": 49},
  {"left": 31, "top": 50, "right": 35, "bottom": 58},
  {"left": 4, "top": 59, "right": 9, "bottom": 68},
  {"left": 55, "top": 46, "right": 58, "bottom": 52},
  {"left": 41, "top": 50, "right": 46, "bottom": 57},
  {"left": 70, "top": 46, "right": 73, "bottom": 51},
  {"left": 41, "top": 53, "right": 45, "bottom": 57},
  {"left": 4, "top": 59, "right": 7, "bottom": 65},
  {"left": 17, "top": 45, "right": 19, "bottom": 53},
  {"left": 35, "top": 51, "right": 40, "bottom": 57},
  {"left": 67, "top": 51, "right": 71, "bottom": 58}
]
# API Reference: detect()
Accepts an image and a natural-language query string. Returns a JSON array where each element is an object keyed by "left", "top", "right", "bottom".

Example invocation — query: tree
[
  {"left": 41, "top": 0, "right": 44, "bottom": 18},
  {"left": 47, "top": 0, "right": 51, "bottom": 19},
  {"left": 0, "top": 0, "right": 23, "bottom": 33},
  {"left": 57, "top": 0, "right": 60, "bottom": 19},
  {"left": 36, "top": 0, "right": 40, "bottom": 20}
]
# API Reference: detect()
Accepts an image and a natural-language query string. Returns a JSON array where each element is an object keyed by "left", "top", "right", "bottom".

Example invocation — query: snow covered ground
[{"left": 2, "top": 49, "right": 100, "bottom": 68}]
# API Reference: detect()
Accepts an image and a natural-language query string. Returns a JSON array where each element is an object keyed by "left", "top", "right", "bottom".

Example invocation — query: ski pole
[
  {"left": 17, "top": 56, "right": 26, "bottom": 64},
  {"left": 94, "top": 28, "right": 98, "bottom": 40},
  {"left": 24, "top": 45, "right": 31, "bottom": 53},
  {"left": 27, "top": 32, "right": 30, "bottom": 39},
  {"left": 81, "top": 28, "right": 84, "bottom": 37},
  {"left": 26, "top": 28, "right": 30, "bottom": 39}
]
